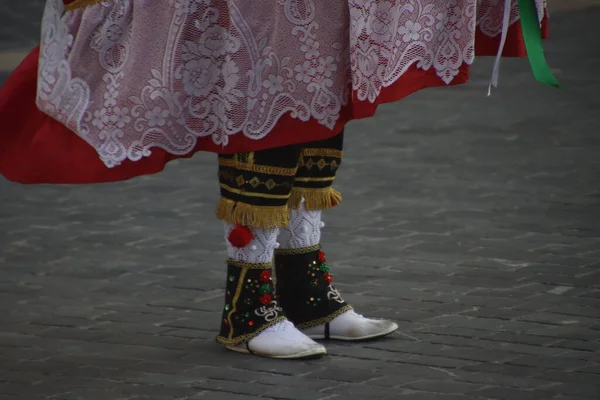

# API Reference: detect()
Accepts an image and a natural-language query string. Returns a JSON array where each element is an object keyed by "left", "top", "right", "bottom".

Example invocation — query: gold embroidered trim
[
  {"left": 294, "top": 176, "right": 336, "bottom": 182},
  {"left": 216, "top": 316, "right": 287, "bottom": 346},
  {"left": 234, "top": 152, "right": 256, "bottom": 165},
  {"left": 219, "top": 158, "right": 298, "bottom": 177},
  {"left": 64, "top": 0, "right": 106, "bottom": 12},
  {"left": 295, "top": 305, "right": 354, "bottom": 330},
  {"left": 274, "top": 244, "right": 321, "bottom": 256},
  {"left": 302, "top": 149, "right": 344, "bottom": 158},
  {"left": 288, "top": 187, "right": 342, "bottom": 211},
  {"left": 298, "top": 157, "right": 340, "bottom": 171},
  {"left": 216, "top": 198, "right": 290, "bottom": 228},
  {"left": 227, "top": 259, "right": 272, "bottom": 270},
  {"left": 219, "top": 183, "right": 291, "bottom": 199},
  {"left": 226, "top": 267, "right": 247, "bottom": 338}
]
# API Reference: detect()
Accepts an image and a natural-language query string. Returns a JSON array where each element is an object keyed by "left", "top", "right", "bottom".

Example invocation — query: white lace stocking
[
  {"left": 278, "top": 200, "right": 324, "bottom": 249},
  {"left": 224, "top": 222, "right": 280, "bottom": 264}
]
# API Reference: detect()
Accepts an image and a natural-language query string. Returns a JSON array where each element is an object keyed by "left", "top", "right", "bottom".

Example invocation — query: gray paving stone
[
  {"left": 265, "top": 387, "right": 336, "bottom": 400},
  {"left": 367, "top": 375, "right": 422, "bottom": 387},
  {"left": 399, "top": 379, "right": 483, "bottom": 394},
  {"left": 323, "top": 383, "right": 401, "bottom": 398},
  {"left": 191, "top": 380, "right": 273, "bottom": 396},
  {"left": 304, "top": 367, "right": 382, "bottom": 383},
  {"left": 400, "top": 395, "right": 475, "bottom": 400},
  {"left": 188, "top": 393, "right": 272, "bottom": 400},
  {"left": 471, "top": 387, "right": 557, "bottom": 400}
]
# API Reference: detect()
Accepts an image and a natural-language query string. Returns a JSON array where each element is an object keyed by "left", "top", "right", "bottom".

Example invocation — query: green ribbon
[{"left": 518, "top": 0, "right": 561, "bottom": 88}]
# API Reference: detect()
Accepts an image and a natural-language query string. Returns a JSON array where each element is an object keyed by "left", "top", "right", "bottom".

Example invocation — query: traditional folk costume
[{"left": 0, "top": 0, "right": 556, "bottom": 358}]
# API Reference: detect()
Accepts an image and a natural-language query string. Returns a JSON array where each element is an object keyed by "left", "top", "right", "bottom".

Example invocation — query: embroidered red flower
[
  {"left": 317, "top": 251, "right": 326, "bottom": 262},
  {"left": 259, "top": 293, "right": 272, "bottom": 305},
  {"left": 324, "top": 273, "right": 333, "bottom": 283},
  {"left": 260, "top": 270, "right": 271, "bottom": 282},
  {"left": 227, "top": 225, "right": 253, "bottom": 248}
]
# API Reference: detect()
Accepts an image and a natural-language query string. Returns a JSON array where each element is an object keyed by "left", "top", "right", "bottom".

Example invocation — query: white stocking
[
  {"left": 223, "top": 222, "right": 280, "bottom": 263},
  {"left": 277, "top": 200, "right": 324, "bottom": 249}
]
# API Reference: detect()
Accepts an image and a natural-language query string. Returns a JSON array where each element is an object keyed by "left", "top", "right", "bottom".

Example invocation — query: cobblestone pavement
[{"left": 1, "top": 2, "right": 600, "bottom": 400}]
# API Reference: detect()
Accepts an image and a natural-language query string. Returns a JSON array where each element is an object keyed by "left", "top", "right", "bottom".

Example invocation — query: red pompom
[
  {"left": 228, "top": 225, "right": 254, "bottom": 248},
  {"left": 317, "top": 251, "right": 326, "bottom": 262},
  {"left": 324, "top": 273, "right": 333, "bottom": 283}
]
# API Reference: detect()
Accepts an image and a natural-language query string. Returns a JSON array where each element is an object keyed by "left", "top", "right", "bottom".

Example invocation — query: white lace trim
[
  {"left": 37, "top": 0, "right": 546, "bottom": 167},
  {"left": 224, "top": 222, "right": 279, "bottom": 264},
  {"left": 477, "top": 0, "right": 546, "bottom": 38}
]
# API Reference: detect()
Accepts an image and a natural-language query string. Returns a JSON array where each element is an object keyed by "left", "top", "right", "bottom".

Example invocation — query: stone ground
[{"left": 1, "top": 2, "right": 600, "bottom": 400}]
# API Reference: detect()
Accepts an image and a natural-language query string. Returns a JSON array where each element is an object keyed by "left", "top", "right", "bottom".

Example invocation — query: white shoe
[
  {"left": 303, "top": 310, "right": 398, "bottom": 341},
  {"left": 226, "top": 320, "right": 327, "bottom": 359}
]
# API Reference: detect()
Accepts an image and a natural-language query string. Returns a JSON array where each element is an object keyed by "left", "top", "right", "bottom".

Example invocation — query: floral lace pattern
[
  {"left": 477, "top": 0, "right": 546, "bottom": 38},
  {"left": 278, "top": 200, "right": 323, "bottom": 249},
  {"left": 224, "top": 222, "right": 280, "bottom": 264},
  {"left": 38, "top": 0, "right": 546, "bottom": 167}
]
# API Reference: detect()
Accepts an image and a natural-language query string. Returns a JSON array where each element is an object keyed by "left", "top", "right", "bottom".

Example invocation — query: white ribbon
[{"left": 487, "top": 0, "right": 513, "bottom": 96}]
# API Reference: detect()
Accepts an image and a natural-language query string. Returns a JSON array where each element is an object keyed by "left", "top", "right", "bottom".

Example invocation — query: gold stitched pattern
[
  {"left": 293, "top": 176, "right": 336, "bottom": 182},
  {"left": 219, "top": 158, "right": 297, "bottom": 177},
  {"left": 274, "top": 244, "right": 321, "bottom": 256},
  {"left": 219, "top": 183, "right": 291, "bottom": 199},
  {"left": 219, "top": 170, "right": 293, "bottom": 192},
  {"left": 220, "top": 169, "right": 293, "bottom": 191},
  {"left": 65, "top": 0, "right": 107, "bottom": 12},
  {"left": 299, "top": 156, "right": 341, "bottom": 172},
  {"left": 226, "top": 267, "right": 247, "bottom": 338},
  {"left": 295, "top": 304, "right": 354, "bottom": 330},
  {"left": 301, "top": 148, "right": 343, "bottom": 158},
  {"left": 227, "top": 259, "right": 273, "bottom": 270}
]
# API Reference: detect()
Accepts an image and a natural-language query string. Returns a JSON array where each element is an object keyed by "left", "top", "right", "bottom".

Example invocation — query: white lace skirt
[{"left": 36, "top": 0, "right": 546, "bottom": 168}]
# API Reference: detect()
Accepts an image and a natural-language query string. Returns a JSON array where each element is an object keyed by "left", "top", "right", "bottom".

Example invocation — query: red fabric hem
[{"left": 475, "top": 14, "right": 549, "bottom": 57}]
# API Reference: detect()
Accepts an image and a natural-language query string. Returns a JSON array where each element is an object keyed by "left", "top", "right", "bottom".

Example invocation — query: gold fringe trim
[
  {"left": 216, "top": 316, "right": 287, "bottom": 346},
  {"left": 219, "top": 158, "right": 298, "bottom": 177},
  {"left": 227, "top": 259, "right": 272, "bottom": 270},
  {"left": 65, "top": 0, "right": 106, "bottom": 12},
  {"left": 216, "top": 198, "right": 290, "bottom": 228},
  {"left": 288, "top": 187, "right": 342, "bottom": 211},
  {"left": 296, "top": 304, "right": 354, "bottom": 330},
  {"left": 274, "top": 244, "right": 321, "bottom": 256}
]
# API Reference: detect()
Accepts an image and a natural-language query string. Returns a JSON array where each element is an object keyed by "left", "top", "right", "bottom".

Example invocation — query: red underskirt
[{"left": 0, "top": 17, "right": 549, "bottom": 184}]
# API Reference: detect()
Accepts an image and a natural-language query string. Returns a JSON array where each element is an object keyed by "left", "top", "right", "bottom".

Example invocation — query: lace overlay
[
  {"left": 224, "top": 222, "right": 279, "bottom": 264},
  {"left": 36, "top": 0, "right": 90, "bottom": 136},
  {"left": 37, "top": 0, "right": 546, "bottom": 167},
  {"left": 278, "top": 201, "right": 323, "bottom": 249},
  {"left": 477, "top": 0, "right": 546, "bottom": 38}
]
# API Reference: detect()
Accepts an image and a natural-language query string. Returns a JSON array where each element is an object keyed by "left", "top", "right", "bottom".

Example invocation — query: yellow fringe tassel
[
  {"left": 288, "top": 187, "right": 342, "bottom": 211},
  {"left": 216, "top": 198, "right": 290, "bottom": 228}
]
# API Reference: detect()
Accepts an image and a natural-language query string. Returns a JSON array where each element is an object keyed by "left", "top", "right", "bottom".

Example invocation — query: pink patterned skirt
[{"left": 0, "top": 0, "right": 548, "bottom": 183}]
